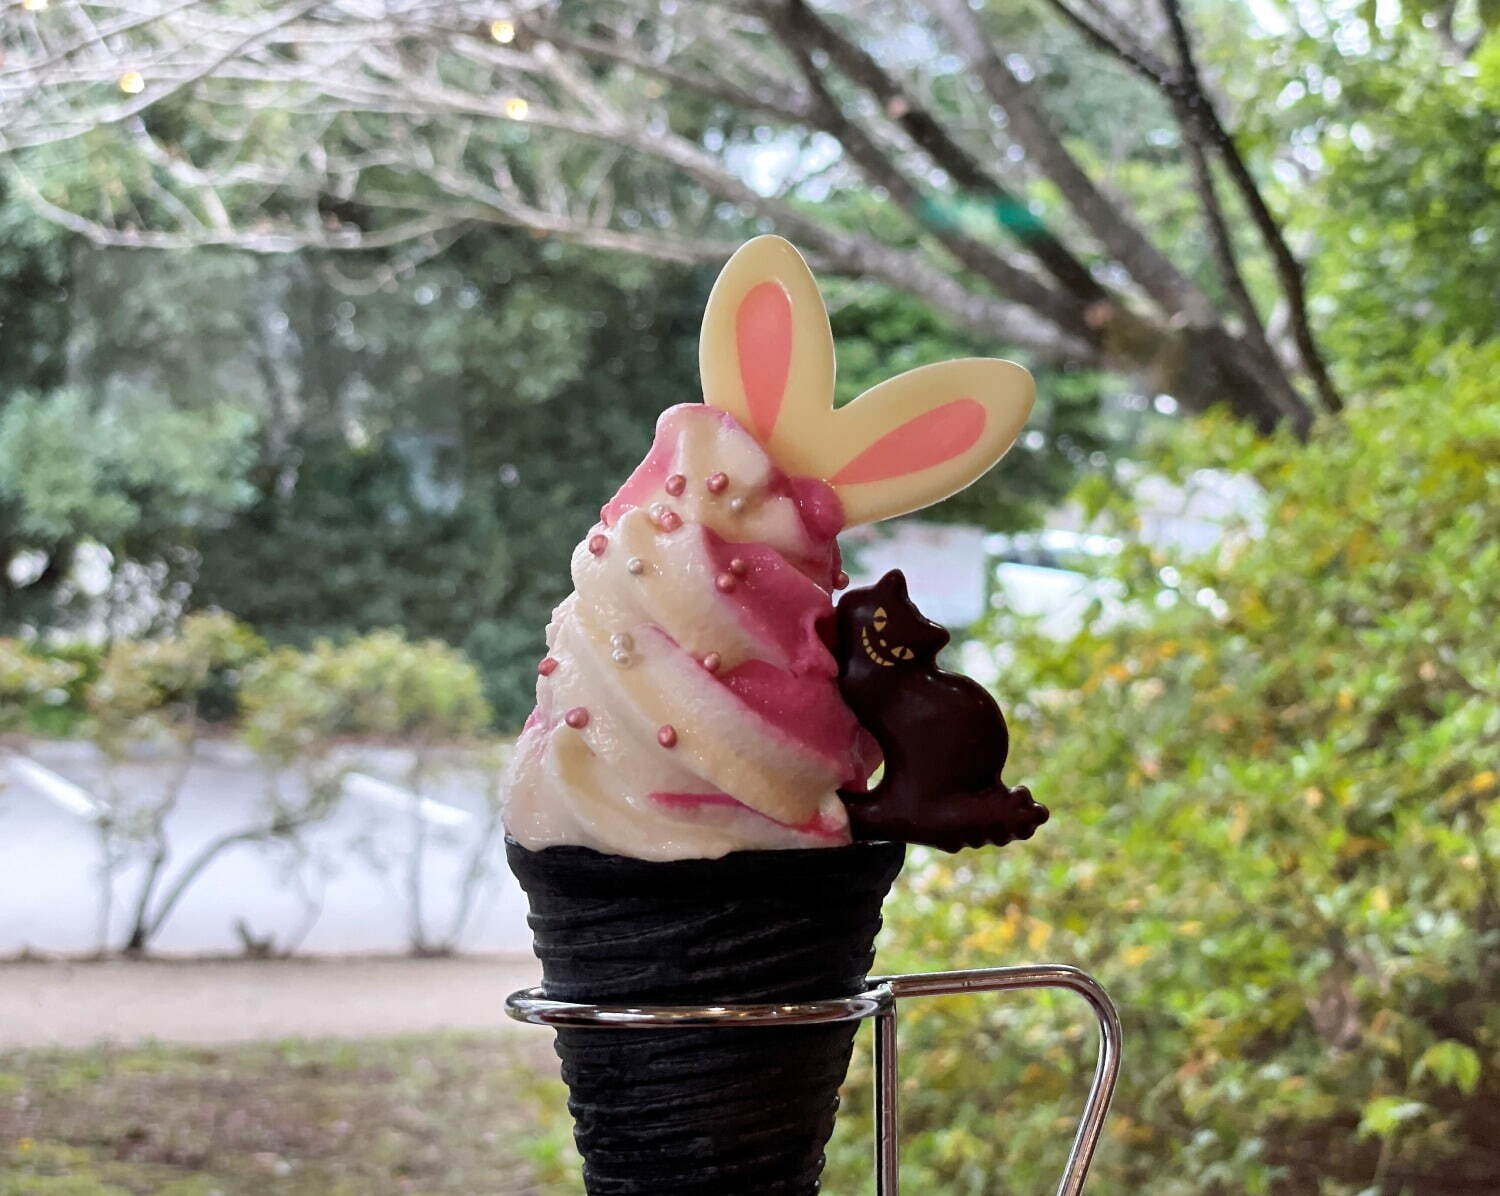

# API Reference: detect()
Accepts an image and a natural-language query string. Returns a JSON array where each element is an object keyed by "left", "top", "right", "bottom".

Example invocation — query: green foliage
[
  {"left": 0, "top": 641, "right": 80, "bottom": 733},
  {"left": 184, "top": 231, "right": 710, "bottom": 728},
  {"left": 5, "top": 640, "right": 100, "bottom": 737},
  {"left": 0, "top": 387, "right": 257, "bottom": 630},
  {"left": 0, "top": 182, "right": 72, "bottom": 396},
  {"left": 827, "top": 344, "right": 1500, "bottom": 1194},
  {"left": 1310, "top": 33, "right": 1500, "bottom": 388},
  {"left": 71, "top": 618, "right": 492, "bottom": 955},
  {"left": 84, "top": 612, "right": 266, "bottom": 754},
  {"left": 0, "top": 211, "right": 1114, "bottom": 725},
  {"left": 239, "top": 630, "right": 489, "bottom": 765}
]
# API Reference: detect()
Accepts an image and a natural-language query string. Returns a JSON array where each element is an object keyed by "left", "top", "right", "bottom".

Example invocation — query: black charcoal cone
[{"left": 507, "top": 837, "right": 906, "bottom": 1196}]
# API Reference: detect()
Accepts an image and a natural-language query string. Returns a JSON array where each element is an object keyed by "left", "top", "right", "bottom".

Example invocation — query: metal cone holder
[{"left": 507, "top": 963, "right": 1122, "bottom": 1195}]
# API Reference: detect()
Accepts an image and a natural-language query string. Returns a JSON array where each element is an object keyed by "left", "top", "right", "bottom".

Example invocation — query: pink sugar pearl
[
  {"left": 833, "top": 570, "right": 850, "bottom": 590},
  {"left": 657, "top": 725, "right": 678, "bottom": 749},
  {"left": 564, "top": 707, "right": 590, "bottom": 729},
  {"left": 728, "top": 558, "right": 748, "bottom": 577},
  {"left": 658, "top": 510, "right": 682, "bottom": 532},
  {"left": 714, "top": 572, "right": 737, "bottom": 593},
  {"left": 664, "top": 474, "right": 686, "bottom": 496},
  {"left": 537, "top": 657, "right": 558, "bottom": 677},
  {"left": 587, "top": 533, "right": 608, "bottom": 556},
  {"left": 701, "top": 652, "right": 722, "bottom": 673},
  {"left": 705, "top": 472, "right": 729, "bottom": 494}
]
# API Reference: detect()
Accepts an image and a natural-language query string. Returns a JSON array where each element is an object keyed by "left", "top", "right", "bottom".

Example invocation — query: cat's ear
[
  {"left": 873, "top": 569, "right": 911, "bottom": 603},
  {"left": 875, "top": 570, "right": 948, "bottom": 651},
  {"left": 699, "top": 236, "right": 834, "bottom": 468},
  {"left": 828, "top": 359, "right": 1034, "bottom": 527}
]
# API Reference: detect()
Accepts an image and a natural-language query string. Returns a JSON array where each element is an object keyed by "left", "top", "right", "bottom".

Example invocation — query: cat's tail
[
  {"left": 998, "top": 783, "right": 1050, "bottom": 841},
  {"left": 840, "top": 781, "right": 1048, "bottom": 853}
]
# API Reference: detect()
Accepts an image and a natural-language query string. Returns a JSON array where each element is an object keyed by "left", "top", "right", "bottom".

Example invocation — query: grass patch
[
  {"left": 0, "top": 1034, "right": 581, "bottom": 1195},
  {"left": 0, "top": 1032, "right": 891, "bottom": 1194}
]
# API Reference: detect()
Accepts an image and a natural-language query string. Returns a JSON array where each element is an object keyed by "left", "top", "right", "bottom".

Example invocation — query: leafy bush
[
  {"left": 24, "top": 640, "right": 105, "bottom": 735},
  {"left": 0, "top": 640, "right": 80, "bottom": 734},
  {"left": 241, "top": 630, "right": 495, "bottom": 955},
  {"left": 70, "top": 613, "right": 271, "bottom": 953},
  {"left": 85, "top": 611, "right": 266, "bottom": 754},
  {"left": 239, "top": 629, "right": 491, "bottom": 763},
  {"left": 828, "top": 345, "right": 1500, "bottom": 1194}
]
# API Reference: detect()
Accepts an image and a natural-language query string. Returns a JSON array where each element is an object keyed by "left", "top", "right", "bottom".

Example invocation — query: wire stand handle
[
  {"left": 871, "top": 964, "right": 1121, "bottom": 1196},
  {"left": 506, "top": 962, "right": 1121, "bottom": 1196}
]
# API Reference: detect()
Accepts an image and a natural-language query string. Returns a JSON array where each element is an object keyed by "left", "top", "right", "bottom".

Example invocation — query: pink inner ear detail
[
  {"left": 830, "top": 397, "right": 987, "bottom": 486},
  {"left": 736, "top": 281, "right": 793, "bottom": 442}
]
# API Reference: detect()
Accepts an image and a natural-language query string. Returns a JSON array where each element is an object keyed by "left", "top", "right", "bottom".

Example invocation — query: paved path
[{"left": 0, "top": 955, "right": 543, "bottom": 1048}]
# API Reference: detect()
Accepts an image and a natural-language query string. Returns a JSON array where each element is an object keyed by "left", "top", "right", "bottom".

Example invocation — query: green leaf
[
  {"left": 1413, "top": 1041, "right": 1482, "bottom": 1094},
  {"left": 1358, "top": 1097, "right": 1429, "bottom": 1139}
]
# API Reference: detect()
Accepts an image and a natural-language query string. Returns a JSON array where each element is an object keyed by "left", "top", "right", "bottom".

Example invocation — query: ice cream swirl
[{"left": 502, "top": 404, "right": 869, "bottom": 860}]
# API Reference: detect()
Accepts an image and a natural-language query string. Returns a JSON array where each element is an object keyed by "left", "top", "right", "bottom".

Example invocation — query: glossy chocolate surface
[{"left": 834, "top": 570, "right": 1049, "bottom": 852}]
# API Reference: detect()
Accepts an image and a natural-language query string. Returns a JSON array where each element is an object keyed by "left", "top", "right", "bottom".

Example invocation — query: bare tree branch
[
  {"left": 1158, "top": 0, "right": 1341, "bottom": 413},
  {"left": 1042, "top": 0, "right": 1340, "bottom": 415},
  {"left": 1043, "top": 0, "right": 1174, "bottom": 87},
  {"left": 927, "top": 0, "right": 1210, "bottom": 321},
  {"left": 780, "top": 0, "right": 1107, "bottom": 304},
  {"left": 1180, "top": 133, "right": 1307, "bottom": 431},
  {"left": 760, "top": 0, "right": 1090, "bottom": 335},
  {"left": 0, "top": 0, "right": 1336, "bottom": 428},
  {"left": 1, "top": 1, "right": 325, "bottom": 151},
  {"left": 8, "top": 166, "right": 476, "bottom": 251},
  {"left": 519, "top": 17, "right": 815, "bottom": 124}
]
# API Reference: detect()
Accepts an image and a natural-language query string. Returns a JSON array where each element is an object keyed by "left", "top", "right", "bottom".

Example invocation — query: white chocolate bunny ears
[{"left": 699, "top": 236, "right": 1035, "bottom": 528}]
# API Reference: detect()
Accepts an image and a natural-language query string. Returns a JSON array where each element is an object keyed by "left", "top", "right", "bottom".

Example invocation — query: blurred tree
[
  {"left": 825, "top": 278, "right": 1114, "bottom": 525},
  {"left": 181, "top": 230, "right": 705, "bottom": 726},
  {"left": 1, "top": 187, "right": 75, "bottom": 622},
  {"left": 83, "top": 611, "right": 277, "bottom": 955},
  {"left": 0, "top": 213, "right": 268, "bottom": 628},
  {"left": 0, "top": 182, "right": 70, "bottom": 395},
  {"left": 1306, "top": 34, "right": 1500, "bottom": 386},
  {"left": 240, "top": 628, "right": 491, "bottom": 955},
  {"left": 0, "top": 214, "right": 1096, "bottom": 724},
  {"left": 2, "top": 0, "right": 1404, "bottom": 432},
  {"left": 0, "top": 386, "right": 257, "bottom": 631}
]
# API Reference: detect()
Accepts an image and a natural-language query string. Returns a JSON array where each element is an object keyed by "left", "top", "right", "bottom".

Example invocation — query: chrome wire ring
[
  {"left": 504, "top": 983, "right": 894, "bottom": 1029},
  {"left": 507, "top": 965, "right": 1120, "bottom": 1196}
]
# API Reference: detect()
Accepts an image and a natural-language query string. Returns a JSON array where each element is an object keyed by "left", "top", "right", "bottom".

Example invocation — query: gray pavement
[{"left": 0, "top": 956, "right": 543, "bottom": 1047}]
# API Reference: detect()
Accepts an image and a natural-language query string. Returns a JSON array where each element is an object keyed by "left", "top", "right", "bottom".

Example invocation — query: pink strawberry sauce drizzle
[
  {"left": 698, "top": 525, "right": 838, "bottom": 678},
  {"left": 533, "top": 403, "right": 872, "bottom": 829},
  {"left": 717, "top": 658, "right": 862, "bottom": 777},
  {"left": 598, "top": 404, "right": 845, "bottom": 588}
]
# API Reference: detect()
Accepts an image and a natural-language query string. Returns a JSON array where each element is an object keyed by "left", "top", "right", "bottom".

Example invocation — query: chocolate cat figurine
[{"left": 834, "top": 570, "right": 1049, "bottom": 852}]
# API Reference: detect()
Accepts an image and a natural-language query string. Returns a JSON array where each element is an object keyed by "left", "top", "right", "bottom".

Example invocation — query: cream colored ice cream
[
  {"left": 502, "top": 403, "right": 864, "bottom": 860},
  {"left": 501, "top": 235, "right": 1034, "bottom": 860}
]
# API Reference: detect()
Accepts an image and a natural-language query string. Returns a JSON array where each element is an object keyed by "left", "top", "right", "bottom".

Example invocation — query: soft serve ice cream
[
  {"left": 503, "top": 404, "right": 868, "bottom": 859},
  {"left": 502, "top": 236, "right": 1035, "bottom": 860}
]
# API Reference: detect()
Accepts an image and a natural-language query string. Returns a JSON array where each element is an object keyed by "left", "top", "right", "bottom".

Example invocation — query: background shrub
[{"left": 825, "top": 344, "right": 1500, "bottom": 1195}]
